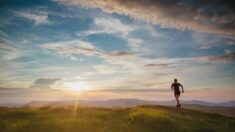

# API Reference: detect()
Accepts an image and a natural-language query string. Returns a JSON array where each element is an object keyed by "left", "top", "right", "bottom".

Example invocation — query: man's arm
[
  {"left": 171, "top": 84, "right": 173, "bottom": 90},
  {"left": 180, "top": 84, "right": 184, "bottom": 93}
]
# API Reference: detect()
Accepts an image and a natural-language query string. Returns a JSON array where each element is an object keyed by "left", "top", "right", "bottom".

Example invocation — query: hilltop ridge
[{"left": 0, "top": 105, "right": 234, "bottom": 132}]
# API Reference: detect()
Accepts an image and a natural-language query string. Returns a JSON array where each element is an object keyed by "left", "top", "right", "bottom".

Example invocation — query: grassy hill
[{"left": 0, "top": 105, "right": 234, "bottom": 132}]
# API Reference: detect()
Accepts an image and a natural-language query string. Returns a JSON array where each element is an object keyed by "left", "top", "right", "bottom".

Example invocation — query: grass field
[{"left": 0, "top": 105, "right": 234, "bottom": 132}]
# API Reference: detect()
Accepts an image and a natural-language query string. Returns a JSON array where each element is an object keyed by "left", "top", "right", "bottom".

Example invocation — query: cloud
[
  {"left": 15, "top": 9, "right": 51, "bottom": 25},
  {"left": 127, "top": 38, "right": 151, "bottom": 54},
  {"left": 39, "top": 39, "right": 133, "bottom": 59},
  {"left": 102, "top": 51, "right": 133, "bottom": 57},
  {"left": 55, "top": 0, "right": 235, "bottom": 35},
  {"left": 39, "top": 40, "right": 97, "bottom": 56},
  {"left": 38, "top": 38, "right": 219, "bottom": 91},
  {"left": 92, "top": 65, "right": 117, "bottom": 75},
  {"left": 144, "top": 63, "right": 171, "bottom": 67},
  {"left": 30, "top": 78, "right": 61, "bottom": 89},
  {"left": 83, "top": 55, "right": 221, "bottom": 90},
  {"left": 77, "top": 17, "right": 135, "bottom": 37},
  {"left": 191, "top": 32, "right": 235, "bottom": 49},
  {"left": 76, "top": 16, "right": 156, "bottom": 55},
  {"left": 0, "top": 87, "right": 75, "bottom": 104},
  {"left": 198, "top": 50, "right": 235, "bottom": 63},
  {"left": 70, "top": 55, "right": 78, "bottom": 61},
  {"left": 0, "top": 43, "right": 24, "bottom": 60}
]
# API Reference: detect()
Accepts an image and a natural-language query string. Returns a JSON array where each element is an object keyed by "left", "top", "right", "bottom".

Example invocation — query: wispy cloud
[
  {"left": 77, "top": 17, "right": 135, "bottom": 37},
  {"left": 77, "top": 16, "right": 158, "bottom": 55},
  {"left": 198, "top": 50, "right": 235, "bottom": 64},
  {"left": 0, "top": 43, "right": 26, "bottom": 61},
  {"left": 0, "top": 87, "right": 74, "bottom": 104},
  {"left": 144, "top": 63, "right": 171, "bottom": 68},
  {"left": 15, "top": 9, "right": 51, "bottom": 25},
  {"left": 30, "top": 78, "right": 62, "bottom": 89},
  {"left": 39, "top": 39, "right": 133, "bottom": 59},
  {"left": 39, "top": 40, "right": 96, "bottom": 56},
  {"left": 92, "top": 65, "right": 119, "bottom": 75},
  {"left": 39, "top": 38, "right": 186, "bottom": 89},
  {"left": 39, "top": 36, "right": 207, "bottom": 90},
  {"left": 55, "top": 0, "right": 235, "bottom": 35},
  {"left": 191, "top": 32, "right": 235, "bottom": 49}
]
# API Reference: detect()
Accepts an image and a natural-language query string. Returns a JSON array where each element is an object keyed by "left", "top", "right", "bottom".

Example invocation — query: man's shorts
[{"left": 174, "top": 90, "right": 180, "bottom": 96}]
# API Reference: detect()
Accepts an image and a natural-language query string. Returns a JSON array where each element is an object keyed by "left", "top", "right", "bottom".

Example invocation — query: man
[{"left": 171, "top": 78, "right": 184, "bottom": 108}]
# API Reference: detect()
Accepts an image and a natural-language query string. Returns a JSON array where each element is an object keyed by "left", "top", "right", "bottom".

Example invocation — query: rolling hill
[{"left": 0, "top": 105, "right": 234, "bottom": 132}]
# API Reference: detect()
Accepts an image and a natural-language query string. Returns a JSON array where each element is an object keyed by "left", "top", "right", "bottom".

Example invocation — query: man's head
[{"left": 174, "top": 78, "right": 177, "bottom": 83}]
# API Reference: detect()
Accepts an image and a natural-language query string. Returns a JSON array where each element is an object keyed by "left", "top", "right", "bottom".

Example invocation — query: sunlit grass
[{"left": 0, "top": 105, "right": 234, "bottom": 132}]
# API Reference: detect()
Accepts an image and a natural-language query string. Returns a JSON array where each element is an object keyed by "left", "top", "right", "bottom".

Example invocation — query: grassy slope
[{"left": 0, "top": 105, "right": 234, "bottom": 132}]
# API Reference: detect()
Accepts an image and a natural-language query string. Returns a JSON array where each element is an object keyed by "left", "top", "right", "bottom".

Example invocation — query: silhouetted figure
[{"left": 171, "top": 79, "right": 184, "bottom": 108}]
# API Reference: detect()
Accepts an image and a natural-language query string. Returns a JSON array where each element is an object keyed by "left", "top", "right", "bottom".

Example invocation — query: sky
[{"left": 0, "top": 0, "right": 235, "bottom": 103}]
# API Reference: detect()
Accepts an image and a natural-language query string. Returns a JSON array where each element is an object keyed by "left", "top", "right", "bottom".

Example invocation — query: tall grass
[{"left": 0, "top": 105, "right": 234, "bottom": 132}]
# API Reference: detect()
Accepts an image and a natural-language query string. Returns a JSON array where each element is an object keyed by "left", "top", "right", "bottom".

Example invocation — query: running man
[{"left": 171, "top": 79, "right": 184, "bottom": 108}]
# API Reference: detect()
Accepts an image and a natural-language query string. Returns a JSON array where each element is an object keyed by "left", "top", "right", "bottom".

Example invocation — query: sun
[{"left": 64, "top": 82, "right": 89, "bottom": 92}]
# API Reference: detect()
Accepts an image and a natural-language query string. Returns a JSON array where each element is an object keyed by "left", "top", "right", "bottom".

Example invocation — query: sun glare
[{"left": 65, "top": 82, "right": 89, "bottom": 92}]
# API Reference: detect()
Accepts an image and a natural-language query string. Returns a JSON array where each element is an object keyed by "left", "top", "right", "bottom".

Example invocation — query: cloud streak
[
  {"left": 0, "top": 43, "right": 22, "bottom": 60},
  {"left": 198, "top": 50, "right": 235, "bottom": 63},
  {"left": 55, "top": 0, "right": 235, "bottom": 35},
  {"left": 15, "top": 9, "right": 51, "bottom": 25},
  {"left": 30, "top": 78, "right": 61, "bottom": 89},
  {"left": 77, "top": 17, "right": 135, "bottom": 37},
  {"left": 39, "top": 39, "right": 133, "bottom": 59},
  {"left": 76, "top": 16, "right": 156, "bottom": 55},
  {"left": 0, "top": 87, "right": 74, "bottom": 104}
]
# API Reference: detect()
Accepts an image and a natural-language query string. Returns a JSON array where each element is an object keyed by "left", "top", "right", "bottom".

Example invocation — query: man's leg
[{"left": 175, "top": 95, "right": 180, "bottom": 106}]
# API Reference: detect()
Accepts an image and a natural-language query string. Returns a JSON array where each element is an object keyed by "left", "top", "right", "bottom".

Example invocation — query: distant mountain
[
  {"left": 2, "top": 99, "right": 235, "bottom": 108},
  {"left": 2, "top": 99, "right": 235, "bottom": 117},
  {"left": 0, "top": 102, "right": 25, "bottom": 107},
  {"left": 218, "top": 101, "right": 235, "bottom": 107},
  {"left": 23, "top": 98, "right": 235, "bottom": 108}
]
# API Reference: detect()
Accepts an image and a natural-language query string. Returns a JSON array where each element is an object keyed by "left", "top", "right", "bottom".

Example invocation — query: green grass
[{"left": 0, "top": 105, "right": 234, "bottom": 132}]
